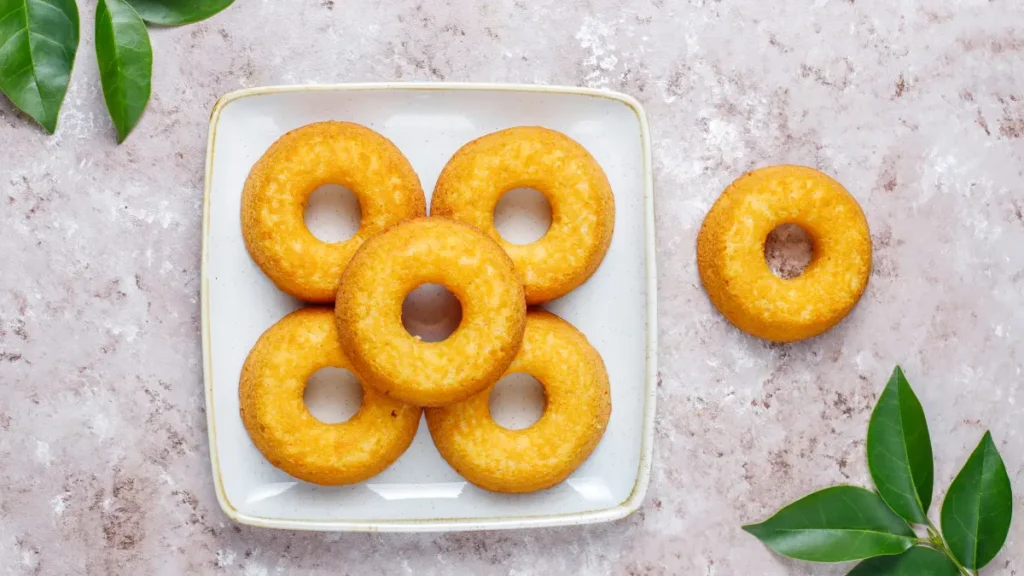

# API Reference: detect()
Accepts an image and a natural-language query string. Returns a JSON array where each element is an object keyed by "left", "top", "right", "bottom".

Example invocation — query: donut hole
[
  {"left": 304, "top": 184, "right": 361, "bottom": 243},
  {"left": 303, "top": 367, "right": 363, "bottom": 424},
  {"left": 488, "top": 373, "right": 547, "bottom": 430},
  {"left": 401, "top": 284, "right": 462, "bottom": 342},
  {"left": 764, "top": 223, "right": 814, "bottom": 279},
  {"left": 494, "top": 187, "right": 552, "bottom": 245}
]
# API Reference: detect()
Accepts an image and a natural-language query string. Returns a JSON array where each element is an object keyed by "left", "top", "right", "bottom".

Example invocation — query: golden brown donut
[
  {"left": 241, "top": 121, "right": 426, "bottom": 302},
  {"left": 431, "top": 126, "right": 615, "bottom": 304},
  {"left": 426, "top": 310, "right": 611, "bottom": 493},
  {"left": 335, "top": 217, "right": 527, "bottom": 407},
  {"left": 697, "top": 165, "right": 872, "bottom": 342},
  {"left": 239, "top": 308, "right": 421, "bottom": 485}
]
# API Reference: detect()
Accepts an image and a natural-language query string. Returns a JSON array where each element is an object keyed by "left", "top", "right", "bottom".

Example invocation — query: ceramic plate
[{"left": 201, "top": 83, "right": 657, "bottom": 531}]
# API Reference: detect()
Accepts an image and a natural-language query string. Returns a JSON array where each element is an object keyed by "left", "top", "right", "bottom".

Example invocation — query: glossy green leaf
[
  {"left": 867, "top": 366, "right": 934, "bottom": 524},
  {"left": 0, "top": 0, "right": 79, "bottom": 133},
  {"left": 125, "top": 0, "right": 233, "bottom": 26},
  {"left": 941, "top": 431, "right": 1013, "bottom": 569},
  {"left": 95, "top": 0, "right": 152, "bottom": 143},
  {"left": 742, "top": 486, "right": 916, "bottom": 562},
  {"left": 847, "top": 546, "right": 960, "bottom": 575}
]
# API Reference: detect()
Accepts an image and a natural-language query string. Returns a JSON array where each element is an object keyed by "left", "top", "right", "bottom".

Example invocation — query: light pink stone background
[{"left": 1, "top": 0, "right": 1022, "bottom": 574}]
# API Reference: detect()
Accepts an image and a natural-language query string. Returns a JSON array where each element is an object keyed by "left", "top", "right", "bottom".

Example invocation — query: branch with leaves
[
  {"left": 743, "top": 367, "right": 1014, "bottom": 575},
  {"left": 0, "top": 0, "right": 233, "bottom": 142}
]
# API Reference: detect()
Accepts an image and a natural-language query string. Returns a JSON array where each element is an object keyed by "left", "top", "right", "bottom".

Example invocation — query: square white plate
[{"left": 201, "top": 83, "right": 657, "bottom": 531}]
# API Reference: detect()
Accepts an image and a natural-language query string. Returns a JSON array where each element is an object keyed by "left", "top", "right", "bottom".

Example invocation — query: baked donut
[
  {"left": 697, "top": 165, "right": 872, "bottom": 343},
  {"left": 426, "top": 310, "right": 611, "bottom": 493},
  {"left": 431, "top": 126, "right": 615, "bottom": 304},
  {"left": 241, "top": 121, "right": 426, "bottom": 302},
  {"left": 239, "top": 308, "right": 421, "bottom": 485},
  {"left": 335, "top": 217, "right": 527, "bottom": 407}
]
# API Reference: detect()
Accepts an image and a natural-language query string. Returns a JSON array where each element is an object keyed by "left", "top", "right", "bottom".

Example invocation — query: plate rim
[{"left": 201, "top": 82, "right": 659, "bottom": 532}]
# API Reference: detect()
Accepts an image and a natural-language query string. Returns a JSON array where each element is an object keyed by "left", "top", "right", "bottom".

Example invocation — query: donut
[
  {"left": 431, "top": 126, "right": 615, "bottom": 304},
  {"left": 697, "top": 165, "right": 872, "bottom": 343},
  {"left": 241, "top": 121, "right": 426, "bottom": 302},
  {"left": 335, "top": 217, "right": 527, "bottom": 407},
  {"left": 426, "top": 310, "right": 611, "bottom": 493},
  {"left": 239, "top": 308, "right": 421, "bottom": 485}
]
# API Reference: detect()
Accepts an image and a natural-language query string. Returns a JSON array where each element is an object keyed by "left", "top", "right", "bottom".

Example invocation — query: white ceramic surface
[{"left": 201, "top": 83, "right": 657, "bottom": 531}]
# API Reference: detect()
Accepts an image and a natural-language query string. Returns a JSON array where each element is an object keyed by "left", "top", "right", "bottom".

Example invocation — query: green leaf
[
  {"left": 867, "top": 366, "right": 934, "bottom": 524},
  {"left": 0, "top": 0, "right": 79, "bottom": 133},
  {"left": 940, "top": 431, "right": 1013, "bottom": 569},
  {"left": 742, "top": 486, "right": 916, "bottom": 562},
  {"left": 95, "top": 0, "right": 152, "bottom": 143},
  {"left": 847, "top": 546, "right": 960, "bottom": 575},
  {"left": 124, "top": 0, "right": 233, "bottom": 26}
]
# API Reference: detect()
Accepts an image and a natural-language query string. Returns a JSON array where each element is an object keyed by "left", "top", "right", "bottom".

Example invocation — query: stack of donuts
[{"left": 238, "top": 122, "right": 615, "bottom": 493}]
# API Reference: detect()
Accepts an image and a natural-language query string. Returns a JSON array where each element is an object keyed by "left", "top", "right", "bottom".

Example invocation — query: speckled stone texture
[{"left": 1, "top": 0, "right": 1022, "bottom": 574}]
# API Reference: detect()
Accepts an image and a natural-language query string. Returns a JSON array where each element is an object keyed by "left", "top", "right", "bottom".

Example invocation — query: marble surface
[{"left": 1, "top": 0, "right": 1022, "bottom": 574}]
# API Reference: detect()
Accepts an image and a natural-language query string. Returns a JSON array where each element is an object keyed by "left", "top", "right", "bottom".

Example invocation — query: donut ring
[
  {"left": 335, "top": 217, "right": 527, "bottom": 407},
  {"left": 431, "top": 126, "right": 615, "bottom": 304},
  {"left": 241, "top": 121, "right": 426, "bottom": 302},
  {"left": 426, "top": 310, "right": 611, "bottom": 493},
  {"left": 697, "top": 165, "right": 872, "bottom": 343},
  {"left": 239, "top": 308, "right": 421, "bottom": 485}
]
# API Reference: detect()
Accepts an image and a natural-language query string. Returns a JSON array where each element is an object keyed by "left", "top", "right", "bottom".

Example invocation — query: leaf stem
[{"left": 923, "top": 521, "right": 976, "bottom": 576}]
